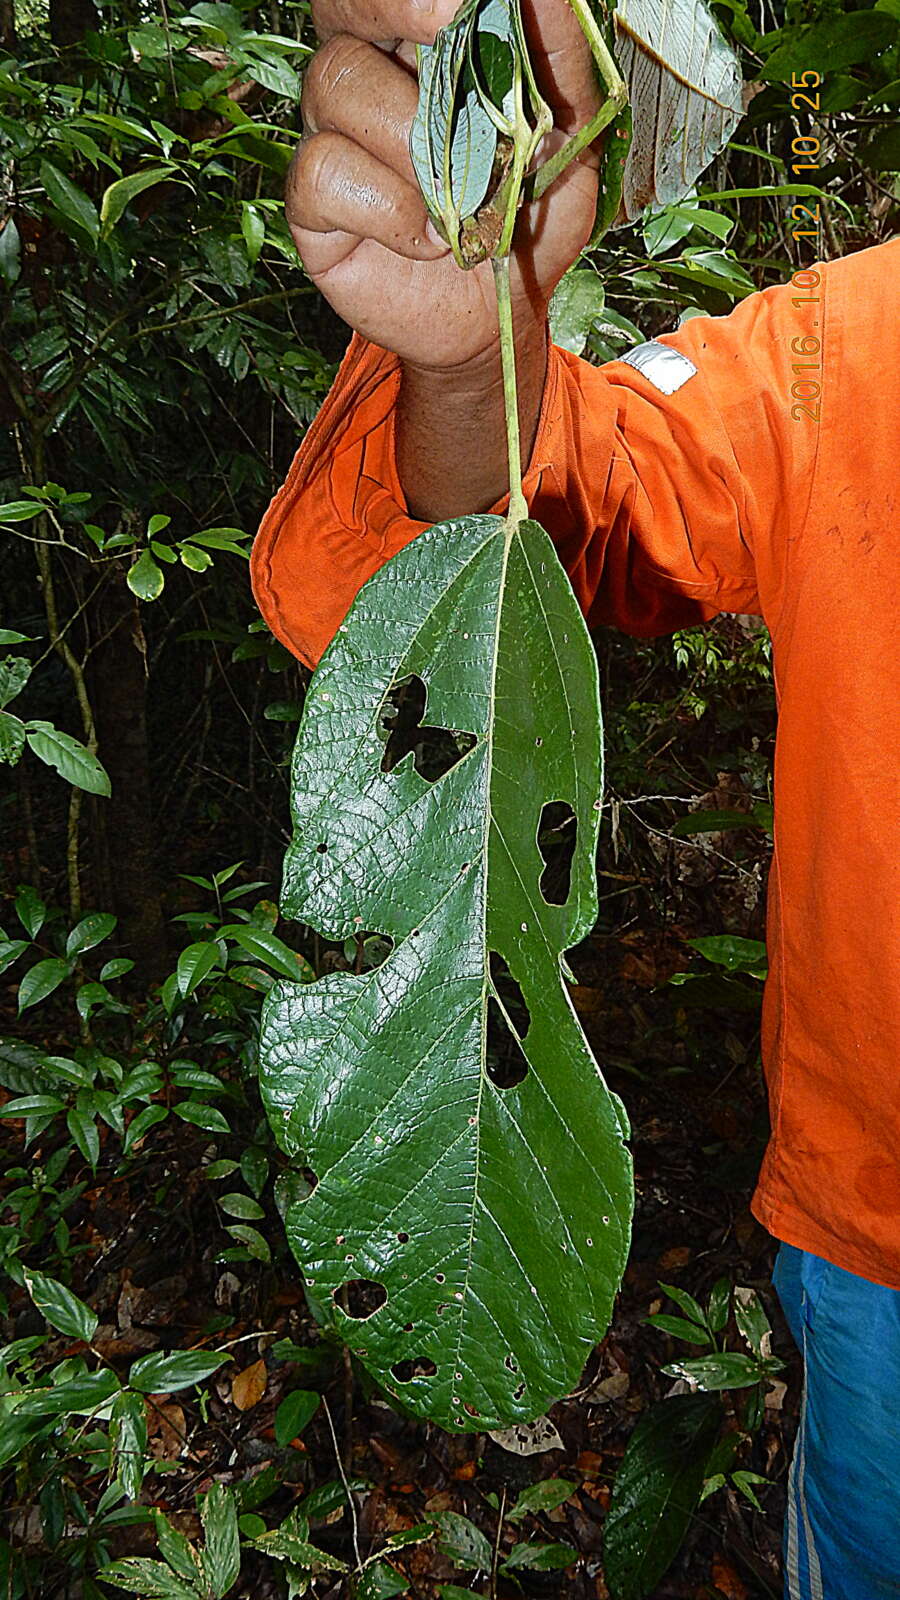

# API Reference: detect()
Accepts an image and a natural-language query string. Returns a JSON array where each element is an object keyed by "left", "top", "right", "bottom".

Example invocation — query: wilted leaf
[{"left": 260, "top": 515, "right": 632, "bottom": 1431}]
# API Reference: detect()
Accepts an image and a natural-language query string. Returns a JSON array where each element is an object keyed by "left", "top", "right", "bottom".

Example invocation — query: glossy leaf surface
[
  {"left": 604, "top": 1392, "right": 721, "bottom": 1599},
  {"left": 260, "top": 515, "right": 632, "bottom": 1430}
]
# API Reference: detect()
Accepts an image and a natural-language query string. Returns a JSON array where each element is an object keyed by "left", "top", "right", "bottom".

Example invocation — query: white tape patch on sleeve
[{"left": 618, "top": 340, "right": 698, "bottom": 396}]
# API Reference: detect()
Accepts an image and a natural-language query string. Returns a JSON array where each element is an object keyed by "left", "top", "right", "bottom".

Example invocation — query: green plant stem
[
  {"left": 533, "top": 0, "right": 627, "bottom": 201},
  {"left": 492, "top": 254, "right": 528, "bottom": 529}
]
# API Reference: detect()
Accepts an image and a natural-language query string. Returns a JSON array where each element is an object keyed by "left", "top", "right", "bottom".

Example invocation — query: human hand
[{"left": 287, "top": 0, "right": 603, "bottom": 370}]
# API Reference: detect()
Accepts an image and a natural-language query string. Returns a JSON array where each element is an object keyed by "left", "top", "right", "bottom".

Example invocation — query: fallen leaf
[
  {"left": 711, "top": 1555, "right": 749, "bottom": 1600},
  {"left": 146, "top": 1400, "right": 186, "bottom": 1460},
  {"left": 764, "top": 1380, "right": 787, "bottom": 1412},
  {"left": 658, "top": 1246, "right": 691, "bottom": 1271},
  {"left": 231, "top": 1358, "right": 267, "bottom": 1411},
  {"left": 584, "top": 1371, "right": 630, "bottom": 1405},
  {"left": 488, "top": 1416, "right": 563, "bottom": 1455}
]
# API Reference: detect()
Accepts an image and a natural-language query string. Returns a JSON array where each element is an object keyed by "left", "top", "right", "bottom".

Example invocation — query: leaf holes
[
  {"left": 378, "top": 673, "right": 477, "bottom": 783},
  {"left": 489, "top": 953, "right": 530, "bottom": 1040},
  {"left": 434, "top": 1272, "right": 446, "bottom": 1284},
  {"left": 504, "top": 1354, "right": 518, "bottom": 1372},
  {"left": 390, "top": 1356, "right": 438, "bottom": 1382},
  {"left": 463, "top": 1402, "right": 480, "bottom": 1418},
  {"left": 538, "top": 801, "right": 577, "bottom": 905},
  {"left": 396, "top": 1231, "right": 410, "bottom": 1243},
  {"left": 334, "top": 1279, "right": 387, "bottom": 1320},
  {"left": 316, "top": 842, "right": 328, "bottom": 854},
  {"left": 436, "top": 1303, "right": 449, "bottom": 1315},
  {"left": 513, "top": 1381, "right": 526, "bottom": 1400},
  {"left": 486, "top": 1000, "right": 529, "bottom": 1088},
  {"left": 486, "top": 962, "right": 529, "bottom": 1090}
]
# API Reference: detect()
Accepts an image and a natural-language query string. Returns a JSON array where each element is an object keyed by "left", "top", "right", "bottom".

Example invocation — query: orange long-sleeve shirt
[{"left": 252, "top": 239, "right": 900, "bottom": 1290}]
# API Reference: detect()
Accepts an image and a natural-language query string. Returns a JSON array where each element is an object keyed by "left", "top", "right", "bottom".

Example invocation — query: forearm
[{"left": 396, "top": 314, "right": 549, "bottom": 523}]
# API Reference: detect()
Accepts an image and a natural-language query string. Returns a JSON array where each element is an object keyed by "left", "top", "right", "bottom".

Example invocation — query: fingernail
[{"left": 425, "top": 219, "right": 448, "bottom": 250}]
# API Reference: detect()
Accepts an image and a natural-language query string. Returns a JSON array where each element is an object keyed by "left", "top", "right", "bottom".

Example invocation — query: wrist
[{"left": 398, "top": 314, "right": 549, "bottom": 522}]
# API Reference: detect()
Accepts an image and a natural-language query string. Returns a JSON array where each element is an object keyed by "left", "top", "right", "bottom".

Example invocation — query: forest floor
[{"left": 1, "top": 908, "right": 794, "bottom": 1600}]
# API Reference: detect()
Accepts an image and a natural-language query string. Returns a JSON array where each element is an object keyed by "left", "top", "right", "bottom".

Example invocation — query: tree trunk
[
  {"left": 49, "top": 0, "right": 99, "bottom": 47},
  {"left": 0, "top": 0, "right": 15, "bottom": 52},
  {"left": 88, "top": 564, "right": 169, "bottom": 985}
]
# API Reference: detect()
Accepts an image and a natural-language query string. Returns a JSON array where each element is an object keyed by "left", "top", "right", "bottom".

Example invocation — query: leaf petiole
[{"left": 492, "top": 253, "right": 528, "bottom": 530}]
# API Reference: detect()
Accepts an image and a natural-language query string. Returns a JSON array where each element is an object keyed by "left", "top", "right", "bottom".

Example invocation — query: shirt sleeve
[{"left": 251, "top": 264, "right": 826, "bottom": 669}]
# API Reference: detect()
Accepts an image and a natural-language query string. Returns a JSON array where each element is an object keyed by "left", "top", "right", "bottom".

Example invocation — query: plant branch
[{"left": 129, "top": 284, "right": 317, "bottom": 342}]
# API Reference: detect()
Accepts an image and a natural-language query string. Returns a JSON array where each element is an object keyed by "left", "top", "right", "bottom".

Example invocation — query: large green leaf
[
  {"left": 260, "top": 515, "right": 632, "bottom": 1431},
  {"left": 200, "top": 1483, "right": 241, "bottom": 1598}
]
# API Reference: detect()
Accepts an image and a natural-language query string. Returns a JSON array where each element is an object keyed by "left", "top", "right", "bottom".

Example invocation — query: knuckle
[{"left": 303, "top": 32, "right": 369, "bottom": 122}]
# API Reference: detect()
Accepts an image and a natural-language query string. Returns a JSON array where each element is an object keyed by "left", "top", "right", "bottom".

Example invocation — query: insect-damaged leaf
[{"left": 260, "top": 515, "right": 632, "bottom": 1431}]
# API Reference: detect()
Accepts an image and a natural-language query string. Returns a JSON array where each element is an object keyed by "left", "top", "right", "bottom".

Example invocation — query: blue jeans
[{"left": 773, "top": 1243, "right": 900, "bottom": 1599}]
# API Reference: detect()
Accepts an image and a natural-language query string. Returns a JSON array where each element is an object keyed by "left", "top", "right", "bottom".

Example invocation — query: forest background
[{"left": 0, "top": 0, "right": 896, "bottom": 1596}]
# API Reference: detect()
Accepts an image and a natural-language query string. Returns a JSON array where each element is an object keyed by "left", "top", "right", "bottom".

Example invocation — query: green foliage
[
  {"left": 260, "top": 512, "right": 632, "bottom": 1430},
  {"left": 605, "top": 1277, "right": 779, "bottom": 1597},
  {"left": 604, "top": 1392, "right": 722, "bottom": 1600}
]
